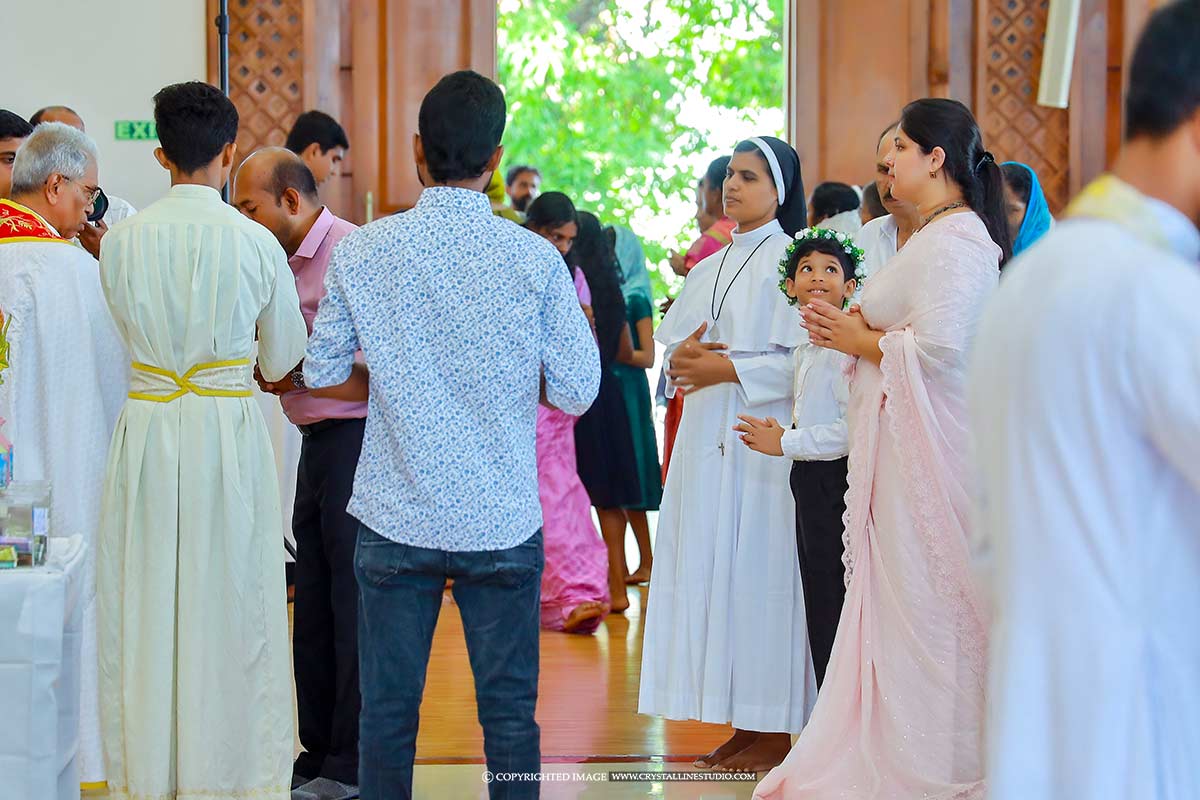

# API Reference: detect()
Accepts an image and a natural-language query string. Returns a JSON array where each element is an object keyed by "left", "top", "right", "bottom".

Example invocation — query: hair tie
[{"left": 975, "top": 151, "right": 995, "bottom": 173}]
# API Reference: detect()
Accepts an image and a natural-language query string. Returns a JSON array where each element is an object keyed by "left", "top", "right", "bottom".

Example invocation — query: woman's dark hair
[
  {"left": 286, "top": 110, "right": 350, "bottom": 156},
  {"left": 703, "top": 155, "right": 731, "bottom": 191},
  {"left": 1125, "top": 1, "right": 1200, "bottom": 141},
  {"left": 569, "top": 212, "right": 627, "bottom": 366},
  {"left": 810, "top": 182, "right": 860, "bottom": 222},
  {"left": 524, "top": 191, "right": 577, "bottom": 231},
  {"left": 783, "top": 237, "right": 856, "bottom": 283},
  {"left": 418, "top": 70, "right": 506, "bottom": 183},
  {"left": 1000, "top": 162, "right": 1032, "bottom": 206},
  {"left": 153, "top": 81, "right": 239, "bottom": 174},
  {"left": 900, "top": 98, "right": 1012, "bottom": 265}
]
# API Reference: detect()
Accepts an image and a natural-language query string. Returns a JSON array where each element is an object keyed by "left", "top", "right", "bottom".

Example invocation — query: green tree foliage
[{"left": 497, "top": 0, "right": 785, "bottom": 299}]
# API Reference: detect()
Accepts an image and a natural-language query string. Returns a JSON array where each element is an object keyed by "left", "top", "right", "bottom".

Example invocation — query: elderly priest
[{"left": 0, "top": 121, "right": 128, "bottom": 792}]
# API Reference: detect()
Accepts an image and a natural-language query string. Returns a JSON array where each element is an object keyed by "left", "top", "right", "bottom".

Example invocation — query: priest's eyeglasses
[{"left": 58, "top": 175, "right": 102, "bottom": 206}]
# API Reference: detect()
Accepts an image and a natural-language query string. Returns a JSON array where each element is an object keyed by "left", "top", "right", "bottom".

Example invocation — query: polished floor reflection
[{"left": 413, "top": 583, "right": 758, "bottom": 797}]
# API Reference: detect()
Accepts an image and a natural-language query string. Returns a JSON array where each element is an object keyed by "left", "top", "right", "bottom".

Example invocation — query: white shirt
[
  {"left": 970, "top": 193, "right": 1200, "bottom": 800},
  {"left": 854, "top": 213, "right": 898, "bottom": 283},
  {"left": 781, "top": 340, "right": 850, "bottom": 461},
  {"left": 819, "top": 208, "right": 862, "bottom": 238}
]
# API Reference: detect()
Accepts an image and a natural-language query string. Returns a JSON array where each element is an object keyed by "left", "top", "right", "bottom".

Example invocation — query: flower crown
[{"left": 777, "top": 227, "right": 868, "bottom": 306}]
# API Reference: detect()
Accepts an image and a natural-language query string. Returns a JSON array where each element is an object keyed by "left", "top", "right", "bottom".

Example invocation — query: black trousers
[
  {"left": 292, "top": 417, "right": 366, "bottom": 785},
  {"left": 790, "top": 457, "right": 849, "bottom": 689}
]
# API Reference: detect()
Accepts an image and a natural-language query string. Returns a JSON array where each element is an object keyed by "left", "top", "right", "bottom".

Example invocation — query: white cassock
[
  {"left": 970, "top": 182, "right": 1200, "bottom": 800},
  {"left": 0, "top": 202, "right": 128, "bottom": 788},
  {"left": 638, "top": 218, "right": 817, "bottom": 733},
  {"left": 95, "top": 184, "right": 307, "bottom": 800}
]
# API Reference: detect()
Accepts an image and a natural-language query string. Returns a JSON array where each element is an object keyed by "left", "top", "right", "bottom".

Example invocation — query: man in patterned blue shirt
[{"left": 305, "top": 70, "right": 599, "bottom": 799}]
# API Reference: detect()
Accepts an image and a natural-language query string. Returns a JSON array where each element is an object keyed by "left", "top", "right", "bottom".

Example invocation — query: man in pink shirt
[{"left": 234, "top": 147, "right": 364, "bottom": 800}]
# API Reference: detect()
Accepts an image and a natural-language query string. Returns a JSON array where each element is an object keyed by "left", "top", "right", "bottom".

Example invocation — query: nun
[{"left": 637, "top": 136, "right": 819, "bottom": 772}]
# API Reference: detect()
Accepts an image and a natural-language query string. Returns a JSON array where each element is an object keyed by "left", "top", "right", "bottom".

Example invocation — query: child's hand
[{"left": 733, "top": 414, "right": 785, "bottom": 456}]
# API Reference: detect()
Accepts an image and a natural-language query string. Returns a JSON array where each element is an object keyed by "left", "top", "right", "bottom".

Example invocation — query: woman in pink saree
[
  {"left": 526, "top": 192, "right": 611, "bottom": 634},
  {"left": 755, "top": 99, "right": 1010, "bottom": 799}
]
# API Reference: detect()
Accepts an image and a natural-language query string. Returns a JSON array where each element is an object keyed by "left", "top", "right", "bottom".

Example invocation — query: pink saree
[
  {"left": 538, "top": 267, "right": 610, "bottom": 633},
  {"left": 755, "top": 213, "right": 1000, "bottom": 799}
]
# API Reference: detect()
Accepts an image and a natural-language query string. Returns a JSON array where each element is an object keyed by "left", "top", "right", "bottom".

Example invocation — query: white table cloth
[{"left": 0, "top": 535, "right": 87, "bottom": 800}]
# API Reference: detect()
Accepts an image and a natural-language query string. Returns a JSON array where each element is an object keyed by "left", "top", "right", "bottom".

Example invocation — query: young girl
[
  {"left": 735, "top": 229, "right": 862, "bottom": 688},
  {"left": 638, "top": 136, "right": 817, "bottom": 773},
  {"left": 524, "top": 193, "right": 611, "bottom": 633}
]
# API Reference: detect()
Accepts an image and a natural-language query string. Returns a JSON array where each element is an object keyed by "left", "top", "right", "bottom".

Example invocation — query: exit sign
[{"left": 114, "top": 120, "right": 157, "bottom": 141}]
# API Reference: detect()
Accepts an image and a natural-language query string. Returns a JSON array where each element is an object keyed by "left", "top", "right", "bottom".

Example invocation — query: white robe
[
  {"left": 970, "top": 198, "right": 1200, "bottom": 800},
  {"left": 95, "top": 183, "right": 307, "bottom": 800},
  {"left": 0, "top": 233, "right": 128, "bottom": 788},
  {"left": 638, "top": 219, "right": 817, "bottom": 733}
]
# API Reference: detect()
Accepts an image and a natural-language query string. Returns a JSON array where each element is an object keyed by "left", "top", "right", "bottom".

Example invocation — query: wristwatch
[{"left": 290, "top": 368, "right": 307, "bottom": 390}]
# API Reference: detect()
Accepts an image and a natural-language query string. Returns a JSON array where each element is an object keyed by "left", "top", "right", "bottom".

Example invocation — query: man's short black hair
[
  {"left": 505, "top": 164, "right": 539, "bottom": 187},
  {"left": 270, "top": 156, "right": 319, "bottom": 204},
  {"left": 419, "top": 71, "right": 506, "bottom": 183},
  {"left": 1125, "top": 1, "right": 1200, "bottom": 140},
  {"left": 811, "top": 181, "right": 860, "bottom": 221},
  {"left": 878, "top": 120, "right": 900, "bottom": 147},
  {"left": 0, "top": 109, "right": 33, "bottom": 141},
  {"left": 285, "top": 110, "right": 349, "bottom": 155},
  {"left": 29, "top": 105, "right": 80, "bottom": 127},
  {"left": 153, "top": 82, "right": 239, "bottom": 174}
]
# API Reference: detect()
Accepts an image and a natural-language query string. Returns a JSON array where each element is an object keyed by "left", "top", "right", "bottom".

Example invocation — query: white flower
[{"left": 836, "top": 233, "right": 846, "bottom": 242}]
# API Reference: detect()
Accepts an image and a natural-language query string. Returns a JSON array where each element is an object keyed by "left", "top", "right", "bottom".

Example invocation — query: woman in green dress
[{"left": 607, "top": 224, "right": 663, "bottom": 583}]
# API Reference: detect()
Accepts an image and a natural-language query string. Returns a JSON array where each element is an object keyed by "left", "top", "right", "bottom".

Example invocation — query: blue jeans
[{"left": 355, "top": 525, "right": 543, "bottom": 800}]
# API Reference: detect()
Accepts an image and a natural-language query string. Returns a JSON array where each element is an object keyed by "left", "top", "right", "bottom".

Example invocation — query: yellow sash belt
[{"left": 128, "top": 359, "right": 253, "bottom": 402}]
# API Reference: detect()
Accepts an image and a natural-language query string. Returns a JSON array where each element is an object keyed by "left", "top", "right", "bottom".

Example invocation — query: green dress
[{"left": 612, "top": 293, "right": 663, "bottom": 511}]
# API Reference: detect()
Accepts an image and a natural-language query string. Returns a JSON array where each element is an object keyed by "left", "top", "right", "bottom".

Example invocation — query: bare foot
[
  {"left": 609, "top": 589, "right": 630, "bottom": 614},
  {"left": 624, "top": 564, "right": 652, "bottom": 585},
  {"left": 692, "top": 729, "right": 758, "bottom": 770},
  {"left": 563, "top": 601, "right": 608, "bottom": 633},
  {"left": 714, "top": 732, "right": 792, "bottom": 773}
]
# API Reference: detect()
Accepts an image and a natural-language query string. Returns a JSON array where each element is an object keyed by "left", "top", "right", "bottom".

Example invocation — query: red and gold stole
[{"left": 0, "top": 199, "right": 67, "bottom": 244}]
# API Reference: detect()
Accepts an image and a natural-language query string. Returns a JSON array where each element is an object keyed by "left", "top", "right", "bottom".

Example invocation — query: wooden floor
[{"left": 414, "top": 582, "right": 732, "bottom": 764}]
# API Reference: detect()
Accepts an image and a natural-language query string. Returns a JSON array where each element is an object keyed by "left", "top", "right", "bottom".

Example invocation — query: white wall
[{"left": 0, "top": 0, "right": 208, "bottom": 211}]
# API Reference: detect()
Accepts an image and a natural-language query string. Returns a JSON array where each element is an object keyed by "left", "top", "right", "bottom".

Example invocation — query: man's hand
[
  {"left": 667, "top": 322, "right": 733, "bottom": 392},
  {"left": 78, "top": 219, "right": 107, "bottom": 260},
  {"left": 254, "top": 362, "right": 299, "bottom": 395},
  {"left": 733, "top": 414, "right": 786, "bottom": 456}
]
